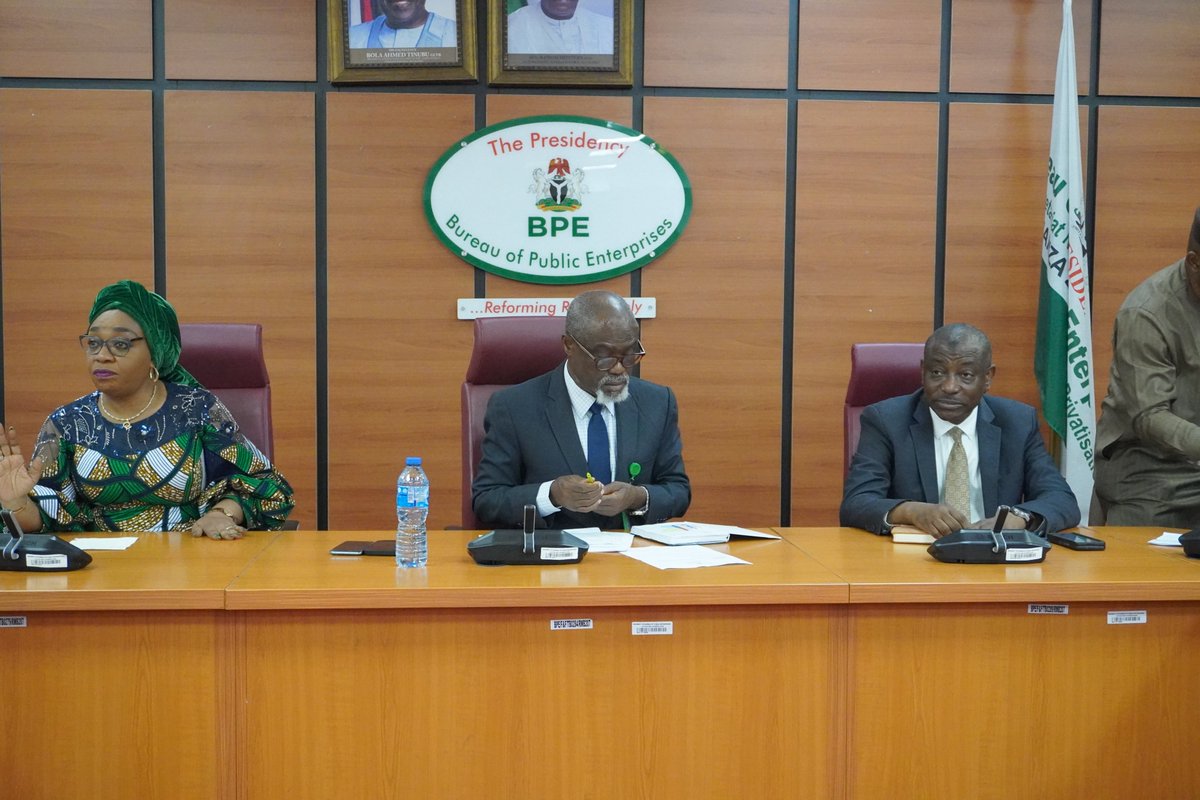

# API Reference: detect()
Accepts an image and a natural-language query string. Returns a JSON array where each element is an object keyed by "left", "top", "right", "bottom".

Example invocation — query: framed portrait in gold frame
[
  {"left": 488, "top": 0, "right": 633, "bottom": 86},
  {"left": 329, "top": 0, "right": 478, "bottom": 83}
]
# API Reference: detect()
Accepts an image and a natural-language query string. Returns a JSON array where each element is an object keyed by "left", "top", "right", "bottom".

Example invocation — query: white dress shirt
[{"left": 929, "top": 406, "right": 985, "bottom": 524}]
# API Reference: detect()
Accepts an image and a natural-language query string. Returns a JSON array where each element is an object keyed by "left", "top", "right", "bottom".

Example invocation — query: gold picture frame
[
  {"left": 488, "top": 0, "right": 633, "bottom": 87},
  {"left": 329, "top": 0, "right": 478, "bottom": 83}
]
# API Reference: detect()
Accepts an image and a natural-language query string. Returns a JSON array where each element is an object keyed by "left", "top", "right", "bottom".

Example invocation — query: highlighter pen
[{"left": 586, "top": 472, "right": 595, "bottom": 483}]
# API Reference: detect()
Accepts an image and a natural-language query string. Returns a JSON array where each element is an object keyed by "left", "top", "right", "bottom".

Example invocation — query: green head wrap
[{"left": 89, "top": 280, "right": 201, "bottom": 388}]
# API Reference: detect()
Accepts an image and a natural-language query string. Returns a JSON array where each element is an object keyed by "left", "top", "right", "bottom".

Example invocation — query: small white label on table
[
  {"left": 1005, "top": 547, "right": 1044, "bottom": 562},
  {"left": 539, "top": 546, "right": 578, "bottom": 561},
  {"left": 1107, "top": 610, "right": 1147, "bottom": 625},
  {"left": 25, "top": 554, "right": 67, "bottom": 569},
  {"left": 0, "top": 616, "right": 27, "bottom": 628},
  {"left": 632, "top": 621, "right": 673, "bottom": 636},
  {"left": 1028, "top": 604, "right": 1068, "bottom": 615},
  {"left": 550, "top": 618, "right": 593, "bottom": 631}
]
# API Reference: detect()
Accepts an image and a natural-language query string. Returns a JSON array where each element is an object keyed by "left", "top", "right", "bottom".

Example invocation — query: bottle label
[{"left": 397, "top": 485, "right": 429, "bottom": 508}]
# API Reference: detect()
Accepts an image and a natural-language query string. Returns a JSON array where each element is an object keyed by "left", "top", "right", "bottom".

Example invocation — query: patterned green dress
[{"left": 30, "top": 383, "right": 294, "bottom": 532}]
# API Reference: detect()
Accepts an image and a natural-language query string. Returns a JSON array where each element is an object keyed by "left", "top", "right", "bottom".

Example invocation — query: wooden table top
[
  {"left": 4, "top": 527, "right": 1197, "bottom": 612},
  {"left": 222, "top": 529, "right": 849, "bottom": 610},
  {"left": 0, "top": 531, "right": 277, "bottom": 611},
  {"left": 776, "top": 526, "right": 1200, "bottom": 603}
]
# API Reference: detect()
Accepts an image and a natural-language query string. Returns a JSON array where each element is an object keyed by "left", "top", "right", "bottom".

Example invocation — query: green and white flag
[{"left": 1035, "top": 0, "right": 1095, "bottom": 524}]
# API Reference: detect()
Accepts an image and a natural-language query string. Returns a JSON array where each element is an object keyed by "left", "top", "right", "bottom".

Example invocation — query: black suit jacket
[
  {"left": 840, "top": 390, "right": 1080, "bottom": 534},
  {"left": 472, "top": 366, "right": 691, "bottom": 529}
]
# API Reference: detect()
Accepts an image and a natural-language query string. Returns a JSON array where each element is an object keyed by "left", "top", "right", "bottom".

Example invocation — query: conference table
[{"left": 2, "top": 527, "right": 1198, "bottom": 799}]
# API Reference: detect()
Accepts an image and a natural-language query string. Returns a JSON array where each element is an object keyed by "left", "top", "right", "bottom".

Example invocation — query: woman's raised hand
[{"left": 0, "top": 425, "right": 43, "bottom": 506}]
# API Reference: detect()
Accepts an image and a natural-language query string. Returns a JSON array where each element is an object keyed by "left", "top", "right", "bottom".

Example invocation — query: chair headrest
[
  {"left": 465, "top": 317, "right": 567, "bottom": 385},
  {"left": 179, "top": 323, "right": 269, "bottom": 389},
  {"left": 845, "top": 343, "right": 924, "bottom": 405}
]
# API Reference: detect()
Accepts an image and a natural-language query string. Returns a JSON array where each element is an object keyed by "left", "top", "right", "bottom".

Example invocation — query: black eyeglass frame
[
  {"left": 78, "top": 334, "right": 146, "bottom": 358},
  {"left": 568, "top": 334, "right": 646, "bottom": 371}
]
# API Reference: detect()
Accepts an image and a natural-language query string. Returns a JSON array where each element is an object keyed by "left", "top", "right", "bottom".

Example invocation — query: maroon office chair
[
  {"left": 461, "top": 317, "right": 568, "bottom": 529},
  {"left": 844, "top": 343, "right": 925, "bottom": 476},
  {"left": 178, "top": 323, "right": 274, "bottom": 461}
]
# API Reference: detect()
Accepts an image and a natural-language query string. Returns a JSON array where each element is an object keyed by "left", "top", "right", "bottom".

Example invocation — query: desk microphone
[
  {"left": 0, "top": 507, "right": 92, "bottom": 572},
  {"left": 467, "top": 504, "right": 589, "bottom": 566},
  {"left": 927, "top": 505, "right": 1051, "bottom": 564}
]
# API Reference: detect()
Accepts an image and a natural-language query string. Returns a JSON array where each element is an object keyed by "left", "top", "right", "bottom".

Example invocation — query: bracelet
[
  {"left": 213, "top": 506, "right": 240, "bottom": 524},
  {"left": 2, "top": 497, "right": 29, "bottom": 513}
]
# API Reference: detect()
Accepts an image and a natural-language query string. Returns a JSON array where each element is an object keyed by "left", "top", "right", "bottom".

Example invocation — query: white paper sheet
[
  {"left": 1147, "top": 532, "right": 1182, "bottom": 547},
  {"left": 621, "top": 544, "right": 750, "bottom": 570},
  {"left": 564, "top": 528, "right": 634, "bottom": 553},
  {"left": 66, "top": 536, "right": 139, "bottom": 551}
]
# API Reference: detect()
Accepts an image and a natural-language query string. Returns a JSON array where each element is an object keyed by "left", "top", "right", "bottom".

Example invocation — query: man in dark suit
[
  {"left": 472, "top": 290, "right": 690, "bottom": 529},
  {"left": 840, "top": 323, "right": 1080, "bottom": 537}
]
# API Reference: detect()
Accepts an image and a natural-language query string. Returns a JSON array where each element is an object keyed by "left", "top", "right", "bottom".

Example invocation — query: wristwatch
[{"left": 1007, "top": 506, "right": 1033, "bottom": 529}]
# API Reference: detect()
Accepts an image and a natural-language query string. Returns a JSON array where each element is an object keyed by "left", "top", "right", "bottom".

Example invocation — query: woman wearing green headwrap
[{"left": 0, "top": 280, "right": 294, "bottom": 537}]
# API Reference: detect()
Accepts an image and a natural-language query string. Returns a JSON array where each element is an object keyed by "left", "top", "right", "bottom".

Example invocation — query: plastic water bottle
[{"left": 396, "top": 456, "right": 429, "bottom": 567}]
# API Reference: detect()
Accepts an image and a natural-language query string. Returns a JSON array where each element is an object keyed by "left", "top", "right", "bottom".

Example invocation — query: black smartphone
[
  {"left": 1047, "top": 531, "right": 1106, "bottom": 551},
  {"left": 330, "top": 540, "right": 394, "bottom": 556}
]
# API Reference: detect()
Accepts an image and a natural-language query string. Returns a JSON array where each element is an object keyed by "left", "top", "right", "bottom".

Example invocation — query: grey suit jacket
[
  {"left": 840, "top": 390, "right": 1080, "bottom": 534},
  {"left": 472, "top": 366, "right": 691, "bottom": 529}
]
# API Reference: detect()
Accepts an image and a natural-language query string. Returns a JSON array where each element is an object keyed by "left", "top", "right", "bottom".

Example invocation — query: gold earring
[{"left": 149, "top": 366, "right": 159, "bottom": 382}]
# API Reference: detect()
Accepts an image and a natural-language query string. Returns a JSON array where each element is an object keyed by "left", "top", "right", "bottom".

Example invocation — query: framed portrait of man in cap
[{"left": 489, "top": 0, "right": 633, "bottom": 86}]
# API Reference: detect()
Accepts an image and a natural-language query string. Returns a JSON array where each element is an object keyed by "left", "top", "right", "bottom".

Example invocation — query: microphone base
[{"left": 467, "top": 530, "right": 588, "bottom": 566}]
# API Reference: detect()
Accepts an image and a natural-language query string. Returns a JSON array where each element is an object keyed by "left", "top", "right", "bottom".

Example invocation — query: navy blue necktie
[{"left": 587, "top": 402, "right": 612, "bottom": 484}]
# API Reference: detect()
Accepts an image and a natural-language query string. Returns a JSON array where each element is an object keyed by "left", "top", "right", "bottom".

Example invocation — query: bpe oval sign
[{"left": 424, "top": 115, "right": 691, "bottom": 284}]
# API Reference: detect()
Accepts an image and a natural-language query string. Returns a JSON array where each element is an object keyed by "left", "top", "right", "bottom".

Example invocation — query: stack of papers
[{"left": 631, "top": 522, "right": 780, "bottom": 546}]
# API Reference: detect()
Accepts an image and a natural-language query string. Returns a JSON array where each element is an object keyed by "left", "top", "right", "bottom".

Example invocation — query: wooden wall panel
[
  {"left": 164, "top": 91, "right": 317, "bottom": 529},
  {"left": 0, "top": 89, "right": 153, "bottom": 444},
  {"left": 792, "top": 101, "right": 939, "bottom": 525},
  {"left": 640, "top": 97, "right": 786, "bottom": 527},
  {"left": 1100, "top": 0, "right": 1200, "bottom": 97},
  {"left": 644, "top": 0, "right": 789, "bottom": 89},
  {"left": 165, "top": 0, "right": 315, "bottom": 81},
  {"left": 327, "top": 93, "right": 475, "bottom": 530},
  {"left": 1092, "top": 106, "right": 1200, "bottom": 404},
  {"left": 797, "top": 0, "right": 941, "bottom": 92},
  {"left": 484, "top": 95, "right": 633, "bottom": 299},
  {"left": 0, "top": 0, "right": 151, "bottom": 79},
  {"left": 943, "top": 103, "right": 1086, "bottom": 411},
  {"left": 951, "top": 0, "right": 1091, "bottom": 94}
]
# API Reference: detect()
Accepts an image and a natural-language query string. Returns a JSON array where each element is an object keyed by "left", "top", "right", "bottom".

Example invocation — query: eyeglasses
[
  {"left": 569, "top": 334, "right": 646, "bottom": 371},
  {"left": 79, "top": 334, "right": 145, "bottom": 358}
]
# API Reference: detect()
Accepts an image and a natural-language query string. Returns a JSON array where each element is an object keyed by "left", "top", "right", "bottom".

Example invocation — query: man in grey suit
[
  {"left": 840, "top": 323, "right": 1080, "bottom": 538},
  {"left": 472, "top": 290, "right": 690, "bottom": 530}
]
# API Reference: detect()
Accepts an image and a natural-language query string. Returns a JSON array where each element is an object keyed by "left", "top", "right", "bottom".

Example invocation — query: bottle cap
[{"left": 405, "top": 456, "right": 421, "bottom": 466}]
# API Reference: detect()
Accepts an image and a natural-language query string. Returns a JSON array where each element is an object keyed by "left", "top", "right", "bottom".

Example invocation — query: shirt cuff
[
  {"left": 630, "top": 486, "right": 650, "bottom": 516},
  {"left": 535, "top": 481, "right": 559, "bottom": 518}
]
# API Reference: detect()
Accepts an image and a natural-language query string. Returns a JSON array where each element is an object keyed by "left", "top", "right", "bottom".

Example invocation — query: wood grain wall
[{"left": 2, "top": 0, "right": 1199, "bottom": 530}]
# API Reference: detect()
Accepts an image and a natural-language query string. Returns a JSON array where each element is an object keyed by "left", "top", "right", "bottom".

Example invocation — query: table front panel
[
  {"left": 239, "top": 604, "right": 844, "bottom": 799},
  {"left": 848, "top": 601, "right": 1200, "bottom": 798},
  {"left": 0, "top": 610, "right": 229, "bottom": 800}
]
